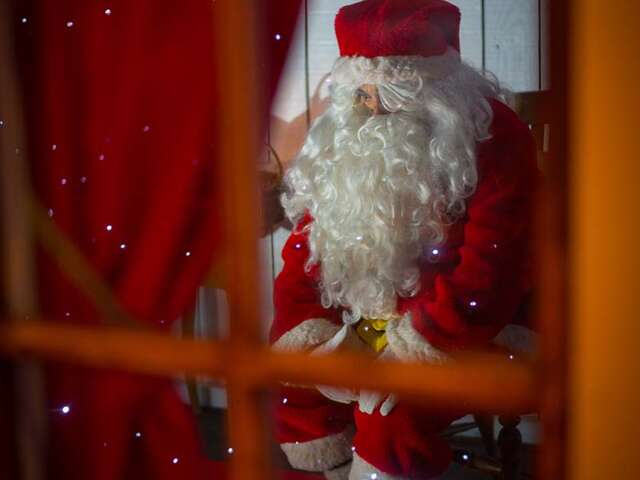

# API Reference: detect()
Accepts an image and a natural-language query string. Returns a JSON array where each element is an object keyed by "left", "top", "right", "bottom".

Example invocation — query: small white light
[
  {"left": 171, "top": 457, "right": 179, "bottom": 465},
  {"left": 143, "top": 125, "right": 151, "bottom": 132},
  {"left": 492, "top": 243, "right": 498, "bottom": 249},
  {"left": 274, "top": 33, "right": 281, "bottom": 40},
  {"left": 135, "top": 432, "right": 142, "bottom": 438},
  {"left": 371, "top": 474, "right": 378, "bottom": 479},
  {"left": 66, "top": 21, "right": 74, "bottom": 28},
  {"left": 60, "top": 177, "right": 67, "bottom": 185},
  {"left": 106, "top": 224, "right": 113, "bottom": 231},
  {"left": 462, "top": 453, "right": 470, "bottom": 461},
  {"left": 431, "top": 248, "right": 439, "bottom": 255},
  {"left": 120, "top": 243, "right": 126, "bottom": 250},
  {"left": 282, "top": 398, "right": 288, "bottom": 404},
  {"left": 351, "top": 446, "right": 356, "bottom": 452},
  {"left": 469, "top": 300, "right": 478, "bottom": 307},
  {"left": 21, "top": 17, "right": 28, "bottom": 24},
  {"left": 363, "top": 326, "right": 370, "bottom": 331},
  {"left": 508, "top": 354, "right": 515, "bottom": 360},
  {"left": 185, "top": 251, "right": 191, "bottom": 257},
  {"left": 0, "top": 120, "right": 4, "bottom": 127},
  {"left": 61, "top": 405, "right": 71, "bottom": 414},
  {"left": 227, "top": 447, "right": 234, "bottom": 455},
  {"left": 52, "top": 144, "right": 57, "bottom": 151},
  {"left": 65, "top": 312, "right": 70, "bottom": 317},
  {"left": 48, "top": 208, "right": 54, "bottom": 217},
  {"left": 356, "top": 235, "right": 363, "bottom": 241},
  {"left": 104, "top": 8, "right": 112, "bottom": 15},
  {"left": 98, "top": 153, "right": 105, "bottom": 161},
  {"left": 80, "top": 176, "right": 87, "bottom": 183}
]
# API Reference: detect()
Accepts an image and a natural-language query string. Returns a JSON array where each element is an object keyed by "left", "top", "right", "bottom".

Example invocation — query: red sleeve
[
  {"left": 398, "top": 99, "right": 539, "bottom": 352},
  {"left": 269, "top": 215, "right": 342, "bottom": 343}
]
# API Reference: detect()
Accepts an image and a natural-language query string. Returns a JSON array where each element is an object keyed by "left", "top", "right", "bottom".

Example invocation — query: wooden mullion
[
  {"left": 0, "top": 2, "right": 45, "bottom": 479},
  {"left": 0, "top": 321, "right": 538, "bottom": 413},
  {"left": 212, "top": 0, "right": 272, "bottom": 478},
  {"left": 0, "top": 321, "right": 228, "bottom": 379},
  {"left": 536, "top": 0, "right": 570, "bottom": 478}
]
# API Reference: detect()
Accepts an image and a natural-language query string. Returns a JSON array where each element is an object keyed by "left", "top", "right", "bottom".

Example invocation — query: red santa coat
[{"left": 270, "top": 98, "right": 538, "bottom": 359}]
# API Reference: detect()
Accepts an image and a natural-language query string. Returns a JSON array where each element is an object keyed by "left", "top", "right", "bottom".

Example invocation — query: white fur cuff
[
  {"left": 272, "top": 318, "right": 342, "bottom": 352},
  {"left": 385, "top": 314, "right": 450, "bottom": 364},
  {"left": 349, "top": 453, "right": 405, "bottom": 480},
  {"left": 325, "top": 461, "right": 352, "bottom": 480},
  {"left": 281, "top": 426, "right": 355, "bottom": 472}
]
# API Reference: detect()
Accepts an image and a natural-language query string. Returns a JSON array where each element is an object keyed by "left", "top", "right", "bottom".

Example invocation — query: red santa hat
[{"left": 331, "top": 0, "right": 462, "bottom": 86}]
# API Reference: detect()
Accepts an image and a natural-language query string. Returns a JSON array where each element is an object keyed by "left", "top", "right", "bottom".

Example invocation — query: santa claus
[{"left": 270, "top": 0, "right": 538, "bottom": 478}]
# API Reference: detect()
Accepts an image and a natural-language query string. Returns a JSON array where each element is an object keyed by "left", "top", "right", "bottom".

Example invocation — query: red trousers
[{"left": 274, "top": 386, "right": 462, "bottom": 478}]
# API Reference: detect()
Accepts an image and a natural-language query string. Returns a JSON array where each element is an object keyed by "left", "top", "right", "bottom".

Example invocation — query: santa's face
[{"left": 354, "top": 84, "right": 387, "bottom": 116}]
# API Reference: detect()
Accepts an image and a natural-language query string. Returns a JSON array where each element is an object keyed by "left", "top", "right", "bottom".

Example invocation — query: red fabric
[
  {"left": 335, "top": 0, "right": 460, "bottom": 58},
  {"left": 398, "top": 99, "right": 539, "bottom": 351},
  {"left": 8, "top": 0, "right": 301, "bottom": 479},
  {"left": 274, "top": 386, "right": 354, "bottom": 443},
  {"left": 270, "top": 214, "right": 343, "bottom": 343},
  {"left": 271, "top": 98, "right": 538, "bottom": 353},
  {"left": 353, "top": 403, "right": 460, "bottom": 478},
  {"left": 274, "top": 386, "right": 462, "bottom": 478}
]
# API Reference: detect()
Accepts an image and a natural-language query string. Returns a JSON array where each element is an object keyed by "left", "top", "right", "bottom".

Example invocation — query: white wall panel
[
  {"left": 306, "top": 0, "right": 343, "bottom": 122},
  {"left": 541, "top": 0, "right": 550, "bottom": 90},
  {"left": 450, "top": 0, "right": 484, "bottom": 68},
  {"left": 485, "top": 0, "right": 540, "bottom": 92}
]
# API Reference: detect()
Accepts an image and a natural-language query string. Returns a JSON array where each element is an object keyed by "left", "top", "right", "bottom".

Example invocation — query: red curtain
[{"left": 9, "top": 0, "right": 301, "bottom": 478}]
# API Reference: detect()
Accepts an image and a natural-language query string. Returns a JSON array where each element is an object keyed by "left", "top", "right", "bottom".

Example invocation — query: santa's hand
[{"left": 357, "top": 347, "right": 399, "bottom": 416}]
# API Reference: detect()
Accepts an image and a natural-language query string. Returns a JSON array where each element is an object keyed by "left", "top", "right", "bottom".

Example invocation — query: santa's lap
[{"left": 275, "top": 386, "right": 463, "bottom": 478}]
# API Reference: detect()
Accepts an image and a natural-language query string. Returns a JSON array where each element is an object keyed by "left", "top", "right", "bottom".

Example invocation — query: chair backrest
[{"left": 513, "top": 91, "right": 552, "bottom": 173}]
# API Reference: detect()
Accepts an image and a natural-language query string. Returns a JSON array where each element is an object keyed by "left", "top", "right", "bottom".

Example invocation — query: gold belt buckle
[{"left": 356, "top": 318, "right": 389, "bottom": 353}]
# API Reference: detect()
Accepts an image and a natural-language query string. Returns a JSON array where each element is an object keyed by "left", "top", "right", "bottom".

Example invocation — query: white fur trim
[
  {"left": 314, "top": 325, "right": 368, "bottom": 404},
  {"left": 385, "top": 314, "right": 450, "bottom": 364},
  {"left": 325, "top": 461, "right": 352, "bottom": 480},
  {"left": 331, "top": 48, "right": 461, "bottom": 87},
  {"left": 312, "top": 323, "right": 369, "bottom": 355},
  {"left": 272, "top": 318, "right": 341, "bottom": 352},
  {"left": 281, "top": 426, "right": 355, "bottom": 472},
  {"left": 493, "top": 324, "right": 538, "bottom": 355},
  {"left": 349, "top": 453, "right": 406, "bottom": 480}
]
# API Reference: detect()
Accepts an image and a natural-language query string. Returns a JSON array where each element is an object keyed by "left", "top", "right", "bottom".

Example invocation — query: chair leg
[
  {"left": 474, "top": 413, "right": 496, "bottom": 457},
  {"left": 498, "top": 415, "right": 522, "bottom": 480},
  {"left": 183, "top": 303, "right": 202, "bottom": 415}
]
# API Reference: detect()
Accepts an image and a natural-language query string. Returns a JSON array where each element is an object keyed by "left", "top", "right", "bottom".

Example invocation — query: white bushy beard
[{"left": 282, "top": 58, "right": 500, "bottom": 322}]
